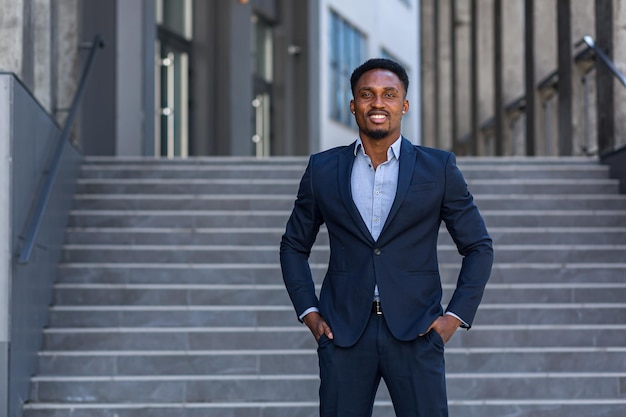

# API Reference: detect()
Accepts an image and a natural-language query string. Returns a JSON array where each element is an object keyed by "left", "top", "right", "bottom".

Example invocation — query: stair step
[
  {"left": 56, "top": 262, "right": 626, "bottom": 284},
  {"left": 67, "top": 209, "right": 626, "bottom": 228},
  {"left": 41, "top": 325, "right": 626, "bottom": 350},
  {"left": 62, "top": 226, "right": 626, "bottom": 245},
  {"left": 21, "top": 401, "right": 626, "bottom": 417},
  {"left": 27, "top": 373, "right": 626, "bottom": 403},
  {"left": 74, "top": 177, "right": 620, "bottom": 195},
  {"left": 26, "top": 156, "right": 626, "bottom": 417},
  {"left": 47, "top": 303, "right": 626, "bottom": 327},
  {"left": 50, "top": 282, "right": 626, "bottom": 306},
  {"left": 59, "top": 242, "right": 626, "bottom": 264},
  {"left": 78, "top": 161, "right": 611, "bottom": 180},
  {"left": 71, "top": 193, "right": 626, "bottom": 211},
  {"left": 36, "top": 347, "right": 626, "bottom": 375}
]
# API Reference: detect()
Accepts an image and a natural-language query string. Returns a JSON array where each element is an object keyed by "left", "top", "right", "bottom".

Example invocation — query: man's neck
[{"left": 360, "top": 136, "right": 399, "bottom": 170}]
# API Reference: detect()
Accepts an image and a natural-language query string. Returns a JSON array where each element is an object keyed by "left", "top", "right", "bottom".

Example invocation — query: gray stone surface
[{"left": 23, "top": 157, "right": 626, "bottom": 417}]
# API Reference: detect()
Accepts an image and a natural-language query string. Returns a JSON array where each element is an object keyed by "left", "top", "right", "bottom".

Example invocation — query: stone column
[
  {"left": 571, "top": 0, "right": 595, "bottom": 155},
  {"left": 420, "top": 0, "right": 437, "bottom": 148},
  {"left": 613, "top": 0, "right": 626, "bottom": 149},
  {"left": 557, "top": 0, "right": 573, "bottom": 155},
  {"left": 53, "top": 0, "right": 79, "bottom": 127},
  {"left": 33, "top": 0, "right": 53, "bottom": 112},
  {"left": 525, "top": 0, "right": 536, "bottom": 155},
  {"left": 0, "top": 0, "right": 25, "bottom": 76},
  {"left": 502, "top": 0, "right": 524, "bottom": 155},
  {"left": 477, "top": 0, "right": 494, "bottom": 154},
  {"left": 438, "top": 0, "right": 453, "bottom": 151},
  {"left": 535, "top": 0, "right": 558, "bottom": 156},
  {"left": 493, "top": 0, "right": 505, "bottom": 155},
  {"left": 453, "top": 0, "right": 472, "bottom": 153},
  {"left": 595, "top": 0, "right": 613, "bottom": 154}
]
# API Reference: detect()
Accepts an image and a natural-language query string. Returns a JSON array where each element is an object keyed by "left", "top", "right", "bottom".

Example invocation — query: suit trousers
[{"left": 317, "top": 310, "right": 449, "bottom": 417}]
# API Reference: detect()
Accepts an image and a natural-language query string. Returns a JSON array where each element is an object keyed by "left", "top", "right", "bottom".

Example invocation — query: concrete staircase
[{"left": 23, "top": 156, "right": 626, "bottom": 417}]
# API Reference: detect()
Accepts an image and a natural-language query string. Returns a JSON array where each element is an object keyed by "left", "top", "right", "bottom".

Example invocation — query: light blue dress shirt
[
  {"left": 351, "top": 136, "right": 402, "bottom": 301},
  {"left": 351, "top": 137, "right": 401, "bottom": 242}
]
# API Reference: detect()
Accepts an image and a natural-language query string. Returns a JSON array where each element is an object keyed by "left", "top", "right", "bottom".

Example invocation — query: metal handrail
[
  {"left": 18, "top": 35, "right": 104, "bottom": 264},
  {"left": 469, "top": 35, "right": 626, "bottom": 153},
  {"left": 576, "top": 35, "right": 626, "bottom": 88},
  {"left": 574, "top": 35, "right": 626, "bottom": 155}
]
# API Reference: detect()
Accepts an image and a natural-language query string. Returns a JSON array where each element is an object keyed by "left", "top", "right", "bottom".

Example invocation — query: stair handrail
[
  {"left": 17, "top": 35, "right": 104, "bottom": 264},
  {"left": 576, "top": 35, "right": 626, "bottom": 88},
  {"left": 464, "top": 35, "right": 626, "bottom": 155}
]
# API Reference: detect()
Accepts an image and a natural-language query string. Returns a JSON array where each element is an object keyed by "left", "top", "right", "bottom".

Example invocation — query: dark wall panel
[{"left": 79, "top": 0, "right": 117, "bottom": 155}]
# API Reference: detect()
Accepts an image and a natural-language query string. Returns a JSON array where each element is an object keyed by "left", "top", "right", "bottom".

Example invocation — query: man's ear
[{"left": 350, "top": 100, "right": 355, "bottom": 114}]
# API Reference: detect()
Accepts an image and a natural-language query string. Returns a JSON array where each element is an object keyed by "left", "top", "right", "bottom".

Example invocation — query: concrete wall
[
  {"left": 55, "top": 0, "right": 80, "bottom": 129},
  {"left": 0, "top": 73, "right": 82, "bottom": 417},
  {"left": 79, "top": 0, "right": 118, "bottom": 156},
  {"left": 191, "top": 0, "right": 216, "bottom": 156},
  {"left": 0, "top": 74, "right": 13, "bottom": 417},
  {"left": 0, "top": 0, "right": 133, "bottom": 156},
  {"left": 33, "top": 0, "right": 53, "bottom": 110},
  {"left": 116, "top": 0, "right": 146, "bottom": 156},
  {"left": 270, "top": 0, "right": 313, "bottom": 156},
  {"left": 0, "top": 1, "right": 24, "bottom": 77},
  {"left": 0, "top": 0, "right": 81, "bottom": 131}
]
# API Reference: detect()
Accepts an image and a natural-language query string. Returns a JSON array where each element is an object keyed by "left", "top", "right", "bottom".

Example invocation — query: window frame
[{"left": 329, "top": 11, "right": 366, "bottom": 128}]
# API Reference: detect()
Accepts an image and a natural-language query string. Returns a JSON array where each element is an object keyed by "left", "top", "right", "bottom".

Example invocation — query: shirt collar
[{"left": 354, "top": 136, "right": 402, "bottom": 161}]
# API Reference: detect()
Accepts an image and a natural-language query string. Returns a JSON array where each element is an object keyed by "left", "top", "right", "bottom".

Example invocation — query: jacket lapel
[
  {"left": 338, "top": 143, "right": 376, "bottom": 244},
  {"left": 379, "top": 137, "right": 416, "bottom": 238}
]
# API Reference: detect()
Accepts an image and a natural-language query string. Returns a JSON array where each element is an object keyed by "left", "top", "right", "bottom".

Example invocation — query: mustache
[{"left": 366, "top": 110, "right": 389, "bottom": 117}]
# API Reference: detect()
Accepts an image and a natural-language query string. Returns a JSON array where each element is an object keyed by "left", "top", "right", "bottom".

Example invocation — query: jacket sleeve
[
  {"left": 440, "top": 153, "right": 494, "bottom": 328},
  {"left": 280, "top": 157, "right": 324, "bottom": 320}
]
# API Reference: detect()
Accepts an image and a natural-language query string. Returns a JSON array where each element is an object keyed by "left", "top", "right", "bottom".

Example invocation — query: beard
[{"left": 363, "top": 126, "right": 390, "bottom": 140}]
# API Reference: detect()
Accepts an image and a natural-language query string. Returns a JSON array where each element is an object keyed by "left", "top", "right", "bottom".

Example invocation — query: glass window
[
  {"left": 252, "top": 15, "right": 273, "bottom": 83},
  {"left": 155, "top": 0, "right": 193, "bottom": 157},
  {"left": 251, "top": 15, "right": 274, "bottom": 157},
  {"left": 157, "top": 0, "right": 193, "bottom": 40},
  {"left": 329, "top": 11, "right": 366, "bottom": 127}
]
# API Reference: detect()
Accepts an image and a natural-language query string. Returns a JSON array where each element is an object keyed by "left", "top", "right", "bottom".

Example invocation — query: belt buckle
[{"left": 374, "top": 301, "right": 382, "bottom": 315}]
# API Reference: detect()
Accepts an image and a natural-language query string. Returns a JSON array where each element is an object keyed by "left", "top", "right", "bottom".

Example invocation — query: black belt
[{"left": 372, "top": 301, "right": 383, "bottom": 315}]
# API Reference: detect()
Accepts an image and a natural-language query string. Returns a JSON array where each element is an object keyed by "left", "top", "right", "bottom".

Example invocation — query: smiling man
[{"left": 280, "top": 58, "right": 494, "bottom": 417}]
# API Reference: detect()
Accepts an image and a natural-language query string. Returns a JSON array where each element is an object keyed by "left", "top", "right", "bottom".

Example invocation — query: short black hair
[{"left": 350, "top": 58, "right": 409, "bottom": 97}]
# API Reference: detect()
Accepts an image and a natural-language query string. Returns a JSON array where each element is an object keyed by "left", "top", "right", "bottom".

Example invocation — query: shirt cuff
[
  {"left": 299, "top": 307, "right": 319, "bottom": 321},
  {"left": 445, "top": 311, "right": 470, "bottom": 329}
]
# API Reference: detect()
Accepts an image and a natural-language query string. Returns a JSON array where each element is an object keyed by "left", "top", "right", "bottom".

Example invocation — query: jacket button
[{"left": 374, "top": 248, "right": 381, "bottom": 255}]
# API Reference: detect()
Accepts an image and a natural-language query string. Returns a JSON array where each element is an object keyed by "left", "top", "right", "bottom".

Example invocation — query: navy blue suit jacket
[{"left": 280, "top": 138, "right": 494, "bottom": 348}]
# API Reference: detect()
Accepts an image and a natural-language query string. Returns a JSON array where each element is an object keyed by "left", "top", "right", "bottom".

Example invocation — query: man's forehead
[{"left": 357, "top": 69, "right": 402, "bottom": 86}]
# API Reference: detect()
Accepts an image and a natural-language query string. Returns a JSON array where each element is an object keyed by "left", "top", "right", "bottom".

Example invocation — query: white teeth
[{"left": 371, "top": 115, "right": 386, "bottom": 119}]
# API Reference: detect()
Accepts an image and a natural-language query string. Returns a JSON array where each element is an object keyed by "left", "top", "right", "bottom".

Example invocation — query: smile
[{"left": 369, "top": 114, "right": 388, "bottom": 123}]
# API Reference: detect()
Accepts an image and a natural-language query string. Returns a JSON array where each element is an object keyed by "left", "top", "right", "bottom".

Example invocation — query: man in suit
[{"left": 280, "top": 58, "right": 493, "bottom": 417}]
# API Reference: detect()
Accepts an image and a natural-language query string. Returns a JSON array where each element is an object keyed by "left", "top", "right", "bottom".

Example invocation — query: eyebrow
[{"left": 358, "top": 86, "right": 400, "bottom": 92}]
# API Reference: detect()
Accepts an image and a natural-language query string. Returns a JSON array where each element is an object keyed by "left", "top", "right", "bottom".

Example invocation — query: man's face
[{"left": 350, "top": 69, "right": 409, "bottom": 142}]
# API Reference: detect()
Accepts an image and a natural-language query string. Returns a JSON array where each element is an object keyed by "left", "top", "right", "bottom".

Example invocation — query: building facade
[
  {"left": 0, "top": 1, "right": 420, "bottom": 414},
  {"left": 1, "top": 0, "right": 421, "bottom": 158},
  {"left": 420, "top": 0, "right": 626, "bottom": 158}
]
